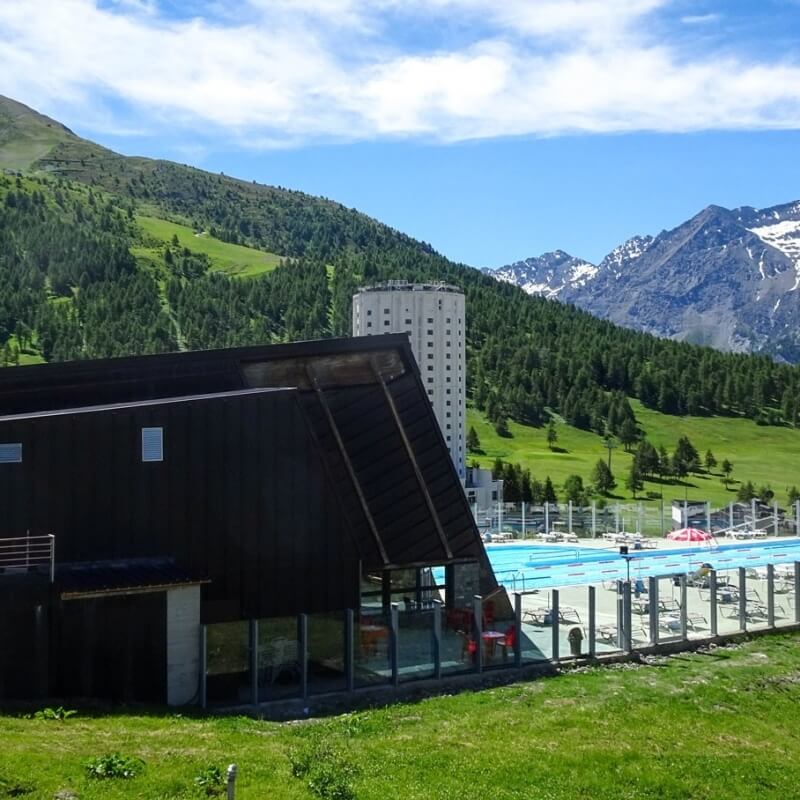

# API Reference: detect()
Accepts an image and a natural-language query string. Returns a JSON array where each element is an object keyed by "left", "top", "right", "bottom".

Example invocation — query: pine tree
[
  {"left": 625, "top": 462, "right": 644, "bottom": 499},
  {"left": 591, "top": 460, "right": 616, "bottom": 496},
  {"left": 704, "top": 449, "right": 717, "bottom": 473},
  {"left": 466, "top": 426, "right": 481, "bottom": 452},
  {"left": 546, "top": 419, "right": 558, "bottom": 451}
]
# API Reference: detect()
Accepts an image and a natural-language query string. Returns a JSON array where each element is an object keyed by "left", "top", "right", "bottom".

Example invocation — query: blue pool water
[{"left": 485, "top": 539, "right": 800, "bottom": 590}]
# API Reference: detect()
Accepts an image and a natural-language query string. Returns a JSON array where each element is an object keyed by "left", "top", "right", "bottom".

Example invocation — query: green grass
[
  {"left": 468, "top": 400, "right": 800, "bottom": 507},
  {"left": 136, "top": 215, "right": 282, "bottom": 277},
  {"left": 2, "top": 634, "right": 800, "bottom": 798}
]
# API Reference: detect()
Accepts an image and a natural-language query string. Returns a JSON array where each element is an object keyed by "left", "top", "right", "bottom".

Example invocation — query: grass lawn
[
  {"left": 467, "top": 400, "right": 800, "bottom": 508},
  {"left": 2, "top": 634, "right": 800, "bottom": 798},
  {"left": 136, "top": 215, "right": 282, "bottom": 278}
]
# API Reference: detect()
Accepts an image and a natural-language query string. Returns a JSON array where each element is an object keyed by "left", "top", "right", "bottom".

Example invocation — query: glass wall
[
  {"left": 257, "top": 617, "right": 300, "bottom": 702},
  {"left": 206, "top": 621, "right": 250, "bottom": 706}
]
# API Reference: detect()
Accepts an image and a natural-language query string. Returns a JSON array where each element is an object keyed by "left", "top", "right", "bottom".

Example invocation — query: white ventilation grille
[
  {"left": 141, "top": 427, "right": 164, "bottom": 462},
  {"left": 0, "top": 443, "right": 22, "bottom": 464}
]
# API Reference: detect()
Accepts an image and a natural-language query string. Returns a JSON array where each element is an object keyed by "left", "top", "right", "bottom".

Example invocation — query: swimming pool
[{"left": 486, "top": 539, "right": 800, "bottom": 590}]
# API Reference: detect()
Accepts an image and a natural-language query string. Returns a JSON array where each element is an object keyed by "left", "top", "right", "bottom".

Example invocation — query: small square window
[
  {"left": 446, "top": 389, "right": 451, "bottom": 395},
  {"left": 446, "top": 329, "right": 451, "bottom": 335},
  {"left": 446, "top": 412, "right": 451, "bottom": 418},
  {"left": 405, "top": 318, "right": 412, "bottom": 325},
  {"left": 446, "top": 365, "right": 451, "bottom": 371},
  {"left": 427, "top": 378, "right": 434, "bottom": 384},
  {"left": 367, "top": 322, "right": 372, "bottom": 328},
  {"left": 427, "top": 318, "right": 434, "bottom": 323},
  {"left": 427, "top": 341, "right": 434, "bottom": 348},
  {"left": 384, "top": 320, "right": 390, "bottom": 326},
  {"left": 367, "top": 309, "right": 372, "bottom": 316},
  {"left": 428, "top": 353, "right": 434, "bottom": 359},
  {"left": 446, "top": 400, "right": 451, "bottom": 406},
  {"left": 0, "top": 443, "right": 22, "bottom": 464},
  {"left": 384, "top": 308, "right": 390, "bottom": 314},
  {"left": 446, "top": 353, "right": 451, "bottom": 359},
  {"left": 427, "top": 389, "right": 433, "bottom": 395},
  {"left": 427, "top": 329, "right": 433, "bottom": 336},
  {"left": 427, "top": 366, "right": 434, "bottom": 372},
  {"left": 446, "top": 377, "right": 451, "bottom": 383},
  {"left": 446, "top": 424, "right": 451, "bottom": 429},
  {"left": 446, "top": 317, "right": 451, "bottom": 323}
]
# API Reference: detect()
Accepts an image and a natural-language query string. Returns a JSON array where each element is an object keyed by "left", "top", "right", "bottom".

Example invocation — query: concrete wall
[{"left": 167, "top": 585, "right": 201, "bottom": 706}]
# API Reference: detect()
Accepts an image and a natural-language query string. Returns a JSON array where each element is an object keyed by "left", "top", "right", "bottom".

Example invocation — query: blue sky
[{"left": 2, "top": 0, "right": 800, "bottom": 265}]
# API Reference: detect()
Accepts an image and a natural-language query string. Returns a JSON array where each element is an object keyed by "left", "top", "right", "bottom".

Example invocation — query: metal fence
[
  {"left": 199, "top": 558, "right": 800, "bottom": 710},
  {"left": 471, "top": 500, "right": 800, "bottom": 539},
  {"left": 0, "top": 533, "right": 55, "bottom": 581}
]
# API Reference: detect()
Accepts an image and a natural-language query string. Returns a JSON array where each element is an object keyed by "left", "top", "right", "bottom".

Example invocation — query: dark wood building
[{"left": 0, "top": 335, "right": 501, "bottom": 705}]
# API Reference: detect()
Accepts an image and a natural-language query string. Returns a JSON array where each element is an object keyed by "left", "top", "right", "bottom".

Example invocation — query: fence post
[
  {"left": 767, "top": 564, "right": 775, "bottom": 627},
  {"left": 344, "top": 609, "right": 354, "bottom": 692},
  {"left": 473, "top": 595, "right": 483, "bottom": 674},
  {"left": 514, "top": 592, "right": 522, "bottom": 667},
  {"left": 706, "top": 502, "right": 711, "bottom": 536},
  {"left": 709, "top": 570, "right": 718, "bottom": 637},
  {"left": 615, "top": 504, "right": 620, "bottom": 534},
  {"left": 249, "top": 619, "right": 258, "bottom": 707},
  {"left": 738, "top": 567, "right": 747, "bottom": 631},
  {"left": 199, "top": 624, "right": 207, "bottom": 710},
  {"left": 616, "top": 580, "right": 624, "bottom": 649},
  {"left": 638, "top": 503, "right": 643, "bottom": 535},
  {"left": 521, "top": 502, "right": 526, "bottom": 538},
  {"left": 226, "top": 764, "right": 237, "bottom": 800},
  {"left": 796, "top": 501, "right": 800, "bottom": 537},
  {"left": 592, "top": 501, "right": 597, "bottom": 538},
  {"left": 298, "top": 613, "right": 308, "bottom": 700},
  {"left": 751, "top": 498, "right": 757, "bottom": 531},
  {"left": 621, "top": 581, "right": 632, "bottom": 652},
  {"left": 551, "top": 589, "right": 560, "bottom": 663},
  {"left": 433, "top": 600, "right": 442, "bottom": 680},
  {"left": 648, "top": 577, "right": 658, "bottom": 645},
  {"left": 679, "top": 575, "right": 688, "bottom": 640},
  {"left": 545, "top": 502, "right": 550, "bottom": 535},
  {"left": 795, "top": 562, "right": 800, "bottom": 625},
  {"left": 774, "top": 502, "right": 779, "bottom": 536},
  {"left": 588, "top": 585, "right": 596, "bottom": 656},
  {"left": 390, "top": 603, "right": 399, "bottom": 686},
  {"left": 568, "top": 501, "right": 573, "bottom": 534},
  {"left": 729, "top": 502, "right": 734, "bottom": 534}
]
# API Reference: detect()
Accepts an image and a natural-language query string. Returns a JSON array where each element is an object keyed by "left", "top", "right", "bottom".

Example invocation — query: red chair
[{"left": 496, "top": 625, "right": 516, "bottom": 661}]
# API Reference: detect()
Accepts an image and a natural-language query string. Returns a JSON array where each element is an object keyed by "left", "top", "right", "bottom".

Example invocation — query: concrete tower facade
[{"left": 352, "top": 282, "right": 466, "bottom": 479}]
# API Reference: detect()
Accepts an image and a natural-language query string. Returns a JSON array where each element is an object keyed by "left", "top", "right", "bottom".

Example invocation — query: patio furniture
[
  {"left": 596, "top": 624, "right": 619, "bottom": 643},
  {"left": 359, "top": 624, "right": 388, "bottom": 656}
]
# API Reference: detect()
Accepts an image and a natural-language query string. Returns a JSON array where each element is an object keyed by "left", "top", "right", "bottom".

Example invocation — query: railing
[{"left": 0, "top": 533, "right": 55, "bottom": 582}]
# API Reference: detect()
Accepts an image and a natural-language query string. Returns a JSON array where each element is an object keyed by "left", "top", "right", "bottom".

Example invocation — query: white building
[{"left": 352, "top": 281, "right": 466, "bottom": 479}]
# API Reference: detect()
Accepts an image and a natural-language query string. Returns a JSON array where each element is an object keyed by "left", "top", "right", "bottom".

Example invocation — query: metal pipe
[
  {"left": 345, "top": 609, "right": 354, "bottom": 692},
  {"left": 433, "top": 600, "right": 442, "bottom": 680},
  {"left": 709, "top": 570, "right": 718, "bottom": 637},
  {"left": 473, "top": 595, "right": 483, "bottom": 674},
  {"left": 621, "top": 581, "right": 632, "bottom": 652},
  {"left": 738, "top": 567, "right": 747, "bottom": 631},
  {"left": 588, "top": 586, "right": 596, "bottom": 656},
  {"left": 648, "top": 577, "right": 658, "bottom": 645},
  {"left": 226, "top": 764, "right": 237, "bottom": 800},
  {"left": 513, "top": 592, "right": 522, "bottom": 668},
  {"left": 767, "top": 564, "right": 775, "bottom": 627},
  {"left": 390, "top": 603, "right": 400, "bottom": 685},
  {"left": 679, "top": 575, "right": 688, "bottom": 640},
  {"left": 551, "top": 589, "right": 560, "bottom": 663}
]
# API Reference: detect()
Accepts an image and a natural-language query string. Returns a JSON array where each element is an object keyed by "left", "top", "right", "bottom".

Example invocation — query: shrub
[
  {"left": 28, "top": 706, "right": 77, "bottom": 721},
  {"left": 288, "top": 740, "right": 357, "bottom": 800},
  {"left": 85, "top": 753, "right": 144, "bottom": 780},
  {"left": 194, "top": 765, "right": 225, "bottom": 796}
]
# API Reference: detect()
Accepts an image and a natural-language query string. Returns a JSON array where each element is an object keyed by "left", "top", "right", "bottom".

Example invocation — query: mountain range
[
  {"left": 487, "top": 202, "right": 800, "bottom": 362},
  {"left": 1, "top": 93, "right": 798, "bottom": 440}
]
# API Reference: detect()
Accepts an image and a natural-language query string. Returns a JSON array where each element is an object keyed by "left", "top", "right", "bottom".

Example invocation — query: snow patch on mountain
[{"left": 747, "top": 219, "right": 800, "bottom": 290}]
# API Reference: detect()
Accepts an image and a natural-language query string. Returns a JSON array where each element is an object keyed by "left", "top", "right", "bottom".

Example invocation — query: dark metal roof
[
  {"left": 0, "top": 334, "right": 415, "bottom": 416},
  {"left": 0, "top": 387, "right": 291, "bottom": 422},
  {"left": 57, "top": 558, "right": 207, "bottom": 599}
]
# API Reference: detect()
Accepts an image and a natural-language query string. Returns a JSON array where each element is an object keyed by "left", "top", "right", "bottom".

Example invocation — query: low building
[{"left": 0, "top": 335, "right": 502, "bottom": 706}]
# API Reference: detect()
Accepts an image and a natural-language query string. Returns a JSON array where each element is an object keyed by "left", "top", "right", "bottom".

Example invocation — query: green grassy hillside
[
  {"left": 135, "top": 215, "right": 282, "bottom": 277},
  {"left": 0, "top": 95, "right": 75, "bottom": 171},
  {"left": 1, "top": 635, "right": 800, "bottom": 798},
  {"left": 468, "top": 399, "right": 800, "bottom": 507}
]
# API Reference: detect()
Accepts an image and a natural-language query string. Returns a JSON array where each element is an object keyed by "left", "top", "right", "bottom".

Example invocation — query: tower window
[{"left": 141, "top": 427, "right": 164, "bottom": 462}]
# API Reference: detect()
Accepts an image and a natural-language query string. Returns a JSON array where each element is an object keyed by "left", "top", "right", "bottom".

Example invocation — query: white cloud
[{"left": 0, "top": 0, "right": 799, "bottom": 146}]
